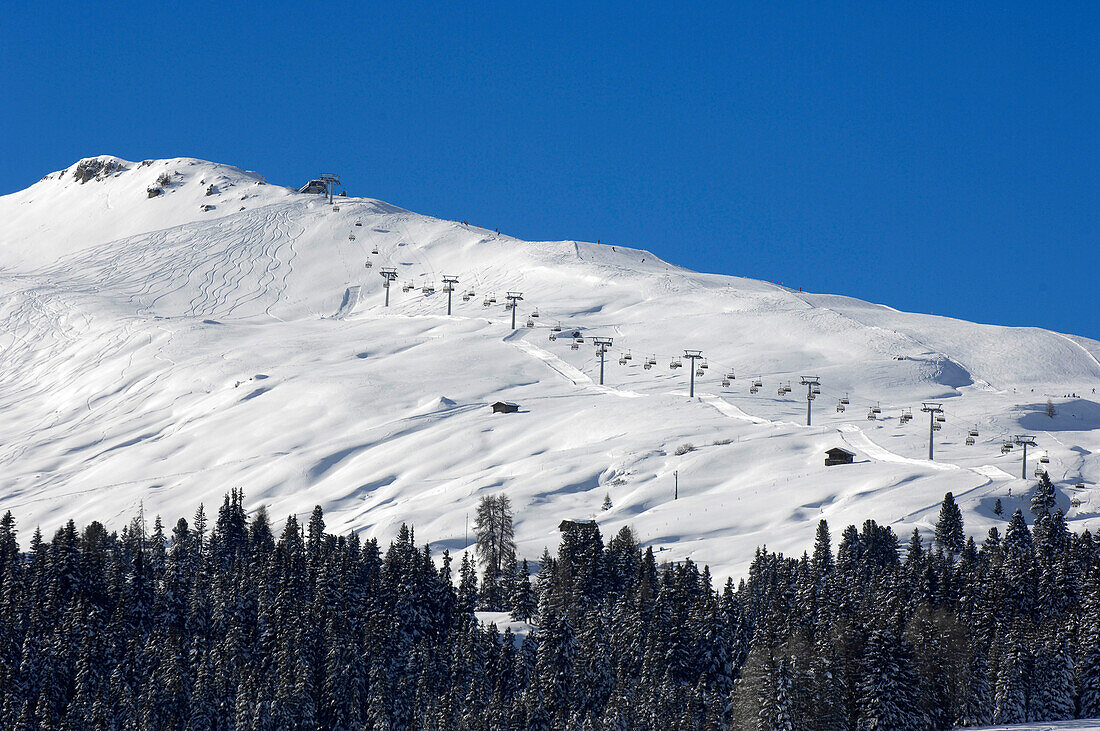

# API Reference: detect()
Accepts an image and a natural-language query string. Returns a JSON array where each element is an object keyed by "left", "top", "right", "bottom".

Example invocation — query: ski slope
[{"left": 0, "top": 156, "right": 1097, "bottom": 580}]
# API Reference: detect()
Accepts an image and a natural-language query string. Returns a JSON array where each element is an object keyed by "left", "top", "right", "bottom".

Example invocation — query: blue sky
[{"left": 2, "top": 2, "right": 1097, "bottom": 338}]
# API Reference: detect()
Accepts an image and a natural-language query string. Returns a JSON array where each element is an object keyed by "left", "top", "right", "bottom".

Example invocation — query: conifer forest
[{"left": 1, "top": 479, "right": 1099, "bottom": 730}]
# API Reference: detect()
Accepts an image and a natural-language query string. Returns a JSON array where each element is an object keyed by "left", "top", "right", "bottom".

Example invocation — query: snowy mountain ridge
[{"left": 0, "top": 156, "right": 1097, "bottom": 580}]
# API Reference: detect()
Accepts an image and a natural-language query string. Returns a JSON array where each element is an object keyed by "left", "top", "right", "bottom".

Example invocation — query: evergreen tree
[{"left": 934, "top": 492, "right": 965, "bottom": 554}]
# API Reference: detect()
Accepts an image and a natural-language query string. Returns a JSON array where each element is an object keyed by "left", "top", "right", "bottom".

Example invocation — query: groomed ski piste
[{"left": 0, "top": 156, "right": 1098, "bottom": 581}]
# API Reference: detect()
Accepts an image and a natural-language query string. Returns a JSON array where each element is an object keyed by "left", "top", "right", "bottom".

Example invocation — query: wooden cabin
[
  {"left": 825, "top": 447, "right": 855, "bottom": 466},
  {"left": 491, "top": 401, "right": 519, "bottom": 414}
]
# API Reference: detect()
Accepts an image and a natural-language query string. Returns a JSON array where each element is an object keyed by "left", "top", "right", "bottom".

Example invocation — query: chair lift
[
  {"left": 624, "top": 351, "right": 632, "bottom": 360},
  {"left": 836, "top": 403, "right": 846, "bottom": 413},
  {"left": 749, "top": 384, "right": 759, "bottom": 394},
  {"left": 931, "top": 422, "right": 941, "bottom": 431},
  {"left": 403, "top": 282, "right": 414, "bottom": 293},
  {"left": 482, "top": 298, "right": 491, "bottom": 307},
  {"left": 618, "top": 354, "right": 627, "bottom": 365},
  {"left": 575, "top": 336, "right": 584, "bottom": 343},
  {"left": 526, "top": 318, "right": 534, "bottom": 328},
  {"left": 364, "top": 260, "right": 373, "bottom": 268},
  {"left": 969, "top": 427, "right": 980, "bottom": 437},
  {"left": 840, "top": 393, "right": 850, "bottom": 405},
  {"left": 644, "top": 360, "right": 653, "bottom": 370},
  {"left": 372, "top": 246, "right": 380, "bottom": 255},
  {"left": 422, "top": 284, "right": 435, "bottom": 294},
  {"left": 965, "top": 436, "right": 975, "bottom": 445},
  {"left": 355, "top": 221, "right": 362, "bottom": 226},
  {"left": 504, "top": 301, "right": 514, "bottom": 310},
  {"left": 1001, "top": 442, "right": 1013, "bottom": 454},
  {"left": 647, "top": 355, "right": 657, "bottom": 365},
  {"left": 753, "top": 377, "right": 763, "bottom": 388},
  {"left": 726, "top": 371, "right": 735, "bottom": 380},
  {"left": 530, "top": 309, "right": 539, "bottom": 318},
  {"left": 1040, "top": 454, "right": 1050, "bottom": 464},
  {"left": 670, "top": 358, "right": 682, "bottom": 369},
  {"left": 462, "top": 293, "right": 471, "bottom": 302},
  {"left": 722, "top": 378, "right": 730, "bottom": 387},
  {"left": 867, "top": 408, "right": 876, "bottom": 420},
  {"left": 936, "top": 414, "right": 946, "bottom": 423},
  {"left": 549, "top": 332, "right": 557, "bottom": 341},
  {"left": 1035, "top": 466, "right": 1046, "bottom": 478},
  {"left": 552, "top": 322, "right": 562, "bottom": 332},
  {"left": 570, "top": 341, "right": 579, "bottom": 350},
  {"left": 900, "top": 408, "right": 912, "bottom": 424},
  {"left": 333, "top": 206, "right": 340, "bottom": 212},
  {"left": 1075, "top": 482, "right": 1085, "bottom": 489},
  {"left": 349, "top": 234, "right": 356, "bottom": 241},
  {"left": 695, "top": 367, "right": 704, "bottom": 377},
  {"left": 871, "top": 402, "right": 882, "bottom": 415},
  {"left": 700, "top": 359, "right": 709, "bottom": 370},
  {"left": 811, "top": 387, "right": 821, "bottom": 395}
]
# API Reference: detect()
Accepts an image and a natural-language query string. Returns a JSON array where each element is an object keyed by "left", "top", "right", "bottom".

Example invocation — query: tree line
[{"left": 0, "top": 477, "right": 1097, "bottom": 729}]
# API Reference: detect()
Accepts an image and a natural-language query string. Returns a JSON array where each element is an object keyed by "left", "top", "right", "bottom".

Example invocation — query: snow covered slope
[{"left": 0, "top": 156, "right": 1097, "bottom": 580}]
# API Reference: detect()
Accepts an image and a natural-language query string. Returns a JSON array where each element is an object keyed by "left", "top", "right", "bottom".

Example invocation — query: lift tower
[
  {"left": 319, "top": 173, "right": 341, "bottom": 204},
  {"left": 800, "top": 376, "right": 821, "bottom": 426},
  {"left": 1014, "top": 435, "right": 1037, "bottom": 480},
  {"left": 921, "top": 403, "right": 944, "bottom": 460},
  {"left": 442, "top": 275, "right": 459, "bottom": 315},
  {"left": 505, "top": 292, "right": 524, "bottom": 329},
  {"left": 593, "top": 337, "right": 613, "bottom": 385},
  {"left": 683, "top": 350, "right": 703, "bottom": 398},
  {"left": 379, "top": 267, "right": 398, "bottom": 307}
]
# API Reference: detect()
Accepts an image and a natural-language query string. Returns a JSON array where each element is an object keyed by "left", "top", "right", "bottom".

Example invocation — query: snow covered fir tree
[{"left": 1, "top": 482, "right": 1098, "bottom": 729}]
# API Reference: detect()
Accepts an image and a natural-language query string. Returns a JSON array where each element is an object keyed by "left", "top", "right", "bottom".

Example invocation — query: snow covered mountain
[{"left": 1, "top": 156, "right": 1097, "bottom": 579}]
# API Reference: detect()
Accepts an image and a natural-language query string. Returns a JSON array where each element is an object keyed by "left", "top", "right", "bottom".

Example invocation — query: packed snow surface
[{"left": 1, "top": 156, "right": 1098, "bottom": 580}]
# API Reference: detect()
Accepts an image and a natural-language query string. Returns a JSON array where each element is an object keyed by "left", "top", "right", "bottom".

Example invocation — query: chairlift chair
[
  {"left": 403, "top": 283, "right": 414, "bottom": 293},
  {"left": 871, "top": 403, "right": 882, "bottom": 414},
  {"left": 644, "top": 361, "right": 653, "bottom": 370},
  {"left": 670, "top": 358, "right": 682, "bottom": 369},
  {"left": 349, "top": 234, "right": 356, "bottom": 241},
  {"left": 526, "top": 318, "right": 534, "bottom": 328},
  {"left": 931, "top": 423, "right": 941, "bottom": 431},
  {"left": 722, "top": 378, "right": 730, "bottom": 387},
  {"left": 618, "top": 355, "right": 627, "bottom": 365},
  {"left": 867, "top": 409, "right": 877, "bottom": 420},
  {"left": 553, "top": 322, "right": 562, "bottom": 332},
  {"left": 530, "top": 309, "right": 539, "bottom": 318},
  {"left": 333, "top": 206, "right": 340, "bottom": 212},
  {"left": 936, "top": 414, "right": 946, "bottom": 423},
  {"left": 965, "top": 436, "right": 975, "bottom": 445},
  {"left": 570, "top": 341, "right": 579, "bottom": 350},
  {"left": 489, "top": 295, "right": 497, "bottom": 303},
  {"left": 364, "top": 260, "right": 373, "bottom": 268},
  {"left": 700, "top": 360, "right": 709, "bottom": 369},
  {"left": 1035, "top": 467, "right": 1046, "bottom": 478},
  {"left": 504, "top": 302, "right": 514, "bottom": 310},
  {"left": 575, "top": 336, "right": 584, "bottom": 344},
  {"left": 695, "top": 368, "right": 704, "bottom": 377},
  {"left": 624, "top": 351, "right": 632, "bottom": 360},
  {"left": 840, "top": 393, "right": 850, "bottom": 405},
  {"left": 549, "top": 332, "right": 557, "bottom": 341},
  {"left": 482, "top": 298, "right": 491, "bottom": 307},
  {"left": 753, "top": 377, "right": 763, "bottom": 388},
  {"left": 836, "top": 403, "right": 846, "bottom": 413},
  {"left": 354, "top": 221, "right": 362, "bottom": 226},
  {"left": 422, "top": 285, "right": 435, "bottom": 294},
  {"left": 1040, "top": 455, "right": 1050, "bottom": 464},
  {"left": 811, "top": 387, "right": 821, "bottom": 395},
  {"left": 969, "top": 427, "right": 979, "bottom": 437},
  {"left": 371, "top": 246, "right": 379, "bottom": 255},
  {"left": 749, "top": 385, "right": 759, "bottom": 394},
  {"left": 726, "top": 371, "right": 735, "bottom": 380}
]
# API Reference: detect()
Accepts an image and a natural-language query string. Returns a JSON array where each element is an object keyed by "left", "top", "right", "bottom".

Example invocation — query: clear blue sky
[{"left": 3, "top": 2, "right": 1097, "bottom": 338}]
